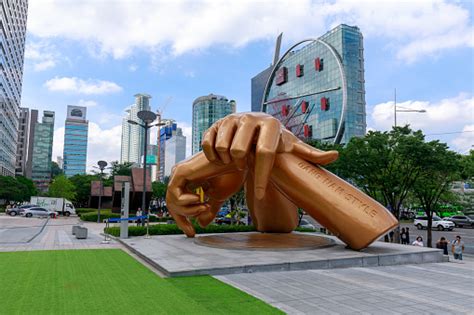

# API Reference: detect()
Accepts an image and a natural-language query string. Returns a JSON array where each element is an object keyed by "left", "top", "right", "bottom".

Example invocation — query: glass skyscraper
[
  {"left": 63, "top": 105, "right": 89, "bottom": 177},
  {"left": 121, "top": 93, "right": 152, "bottom": 164},
  {"left": 262, "top": 24, "right": 366, "bottom": 144},
  {"left": 192, "top": 94, "right": 236, "bottom": 154},
  {"left": 0, "top": 0, "right": 28, "bottom": 176},
  {"left": 31, "top": 111, "right": 55, "bottom": 192}
]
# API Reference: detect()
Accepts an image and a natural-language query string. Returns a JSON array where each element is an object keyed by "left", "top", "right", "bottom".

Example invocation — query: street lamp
[
  {"left": 127, "top": 110, "right": 157, "bottom": 227},
  {"left": 393, "top": 88, "right": 426, "bottom": 127},
  {"left": 97, "top": 160, "right": 108, "bottom": 223}
]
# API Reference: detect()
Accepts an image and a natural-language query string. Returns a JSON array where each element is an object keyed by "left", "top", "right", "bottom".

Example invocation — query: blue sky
[{"left": 21, "top": 0, "right": 473, "bottom": 169}]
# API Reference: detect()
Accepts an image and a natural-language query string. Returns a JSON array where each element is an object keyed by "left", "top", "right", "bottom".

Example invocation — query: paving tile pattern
[{"left": 217, "top": 260, "right": 474, "bottom": 314}]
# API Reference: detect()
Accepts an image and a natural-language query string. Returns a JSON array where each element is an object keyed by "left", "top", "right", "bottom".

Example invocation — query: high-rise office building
[
  {"left": 15, "top": 107, "right": 30, "bottom": 176},
  {"left": 251, "top": 66, "right": 273, "bottom": 112},
  {"left": 0, "top": 0, "right": 28, "bottom": 176},
  {"left": 164, "top": 128, "right": 186, "bottom": 179},
  {"left": 261, "top": 24, "right": 366, "bottom": 144},
  {"left": 63, "top": 105, "right": 89, "bottom": 177},
  {"left": 192, "top": 94, "right": 236, "bottom": 154},
  {"left": 157, "top": 124, "right": 186, "bottom": 181},
  {"left": 121, "top": 93, "right": 152, "bottom": 164},
  {"left": 30, "top": 111, "right": 55, "bottom": 192}
]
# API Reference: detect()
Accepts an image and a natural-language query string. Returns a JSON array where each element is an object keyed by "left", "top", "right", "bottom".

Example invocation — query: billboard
[{"left": 67, "top": 105, "right": 87, "bottom": 120}]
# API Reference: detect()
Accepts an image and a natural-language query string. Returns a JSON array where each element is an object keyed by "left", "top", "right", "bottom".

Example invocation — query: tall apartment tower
[
  {"left": 30, "top": 111, "right": 55, "bottom": 192},
  {"left": 63, "top": 106, "right": 89, "bottom": 177},
  {"left": 120, "top": 93, "right": 152, "bottom": 164},
  {"left": 15, "top": 108, "right": 30, "bottom": 176},
  {"left": 0, "top": 0, "right": 28, "bottom": 176},
  {"left": 192, "top": 94, "right": 236, "bottom": 154}
]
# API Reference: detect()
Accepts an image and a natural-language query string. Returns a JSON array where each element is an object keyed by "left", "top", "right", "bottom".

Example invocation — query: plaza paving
[
  {"left": 0, "top": 215, "right": 120, "bottom": 252},
  {"left": 217, "top": 258, "right": 474, "bottom": 314}
]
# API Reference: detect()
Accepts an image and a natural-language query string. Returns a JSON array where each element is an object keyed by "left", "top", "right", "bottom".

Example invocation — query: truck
[{"left": 30, "top": 197, "right": 76, "bottom": 216}]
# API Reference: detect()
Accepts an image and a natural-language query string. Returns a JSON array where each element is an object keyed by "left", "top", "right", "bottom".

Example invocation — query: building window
[
  {"left": 304, "top": 124, "right": 312, "bottom": 138},
  {"left": 275, "top": 67, "right": 288, "bottom": 86},
  {"left": 301, "top": 101, "right": 308, "bottom": 113},
  {"left": 296, "top": 64, "right": 304, "bottom": 77},
  {"left": 315, "top": 58, "right": 323, "bottom": 71},
  {"left": 321, "top": 97, "right": 330, "bottom": 111}
]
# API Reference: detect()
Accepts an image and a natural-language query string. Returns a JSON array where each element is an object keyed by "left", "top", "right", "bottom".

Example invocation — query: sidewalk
[
  {"left": 0, "top": 216, "right": 120, "bottom": 252},
  {"left": 217, "top": 257, "right": 474, "bottom": 314}
]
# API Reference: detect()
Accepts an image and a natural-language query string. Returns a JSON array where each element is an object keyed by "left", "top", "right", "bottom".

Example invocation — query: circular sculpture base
[{"left": 194, "top": 232, "right": 335, "bottom": 251}]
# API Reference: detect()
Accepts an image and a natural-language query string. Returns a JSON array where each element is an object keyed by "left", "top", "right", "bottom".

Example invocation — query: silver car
[
  {"left": 7, "top": 204, "right": 37, "bottom": 216},
  {"left": 21, "top": 207, "right": 57, "bottom": 218}
]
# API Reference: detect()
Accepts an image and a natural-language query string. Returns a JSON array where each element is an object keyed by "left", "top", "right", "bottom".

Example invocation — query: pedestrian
[
  {"left": 400, "top": 228, "right": 407, "bottom": 244},
  {"left": 389, "top": 230, "right": 394, "bottom": 243},
  {"left": 136, "top": 208, "right": 142, "bottom": 226},
  {"left": 436, "top": 237, "right": 449, "bottom": 255},
  {"left": 406, "top": 227, "right": 410, "bottom": 244},
  {"left": 412, "top": 236, "right": 423, "bottom": 247},
  {"left": 451, "top": 235, "right": 465, "bottom": 261}
]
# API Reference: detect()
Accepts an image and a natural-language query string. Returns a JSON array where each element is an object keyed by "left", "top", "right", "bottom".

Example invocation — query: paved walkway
[
  {"left": 0, "top": 215, "right": 119, "bottom": 252},
  {"left": 217, "top": 258, "right": 474, "bottom": 314}
]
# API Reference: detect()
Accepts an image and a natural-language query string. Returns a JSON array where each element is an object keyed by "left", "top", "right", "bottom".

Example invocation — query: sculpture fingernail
[{"left": 255, "top": 187, "right": 265, "bottom": 199}]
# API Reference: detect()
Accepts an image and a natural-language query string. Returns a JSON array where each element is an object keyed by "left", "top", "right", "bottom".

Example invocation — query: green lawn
[{"left": 0, "top": 249, "right": 282, "bottom": 314}]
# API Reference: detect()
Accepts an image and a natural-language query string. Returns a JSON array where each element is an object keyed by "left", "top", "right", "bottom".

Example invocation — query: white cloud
[
  {"left": 369, "top": 93, "right": 474, "bottom": 152},
  {"left": 453, "top": 125, "right": 474, "bottom": 154},
  {"left": 27, "top": 0, "right": 473, "bottom": 63},
  {"left": 87, "top": 123, "right": 123, "bottom": 170},
  {"left": 44, "top": 77, "right": 122, "bottom": 95},
  {"left": 77, "top": 100, "right": 98, "bottom": 108},
  {"left": 25, "top": 40, "right": 58, "bottom": 71},
  {"left": 128, "top": 64, "right": 138, "bottom": 72}
]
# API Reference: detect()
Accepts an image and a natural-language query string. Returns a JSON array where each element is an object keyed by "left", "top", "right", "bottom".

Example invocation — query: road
[{"left": 304, "top": 215, "right": 474, "bottom": 254}]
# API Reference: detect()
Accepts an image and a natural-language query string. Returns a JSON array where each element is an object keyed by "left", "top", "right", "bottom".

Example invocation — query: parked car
[
  {"left": 299, "top": 219, "right": 316, "bottom": 230},
  {"left": 6, "top": 204, "right": 37, "bottom": 216},
  {"left": 414, "top": 216, "right": 455, "bottom": 231},
  {"left": 446, "top": 215, "right": 474, "bottom": 228},
  {"left": 21, "top": 207, "right": 58, "bottom": 218}
]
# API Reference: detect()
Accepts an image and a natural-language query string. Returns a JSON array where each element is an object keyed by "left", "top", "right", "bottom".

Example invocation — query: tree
[
  {"left": 152, "top": 181, "right": 167, "bottom": 208},
  {"left": 16, "top": 176, "right": 38, "bottom": 201},
  {"left": 0, "top": 176, "right": 23, "bottom": 203},
  {"left": 51, "top": 161, "right": 63, "bottom": 179},
  {"left": 110, "top": 161, "right": 134, "bottom": 176},
  {"left": 339, "top": 127, "right": 426, "bottom": 217},
  {"left": 412, "top": 141, "right": 461, "bottom": 247},
  {"left": 69, "top": 174, "right": 100, "bottom": 207},
  {"left": 48, "top": 175, "right": 76, "bottom": 201}
]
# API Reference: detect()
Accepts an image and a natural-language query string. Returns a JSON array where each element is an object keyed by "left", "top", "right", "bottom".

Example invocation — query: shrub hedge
[
  {"left": 104, "top": 224, "right": 314, "bottom": 237},
  {"left": 81, "top": 212, "right": 120, "bottom": 222},
  {"left": 76, "top": 208, "right": 112, "bottom": 216}
]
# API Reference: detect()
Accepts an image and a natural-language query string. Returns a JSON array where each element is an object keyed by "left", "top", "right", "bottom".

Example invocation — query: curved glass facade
[
  {"left": 192, "top": 94, "right": 236, "bottom": 154},
  {"left": 263, "top": 24, "right": 366, "bottom": 144}
]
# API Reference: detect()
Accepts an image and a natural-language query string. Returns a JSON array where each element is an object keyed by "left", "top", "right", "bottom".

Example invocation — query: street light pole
[
  {"left": 142, "top": 121, "right": 148, "bottom": 227},
  {"left": 393, "top": 88, "right": 426, "bottom": 128},
  {"left": 97, "top": 160, "right": 108, "bottom": 223}
]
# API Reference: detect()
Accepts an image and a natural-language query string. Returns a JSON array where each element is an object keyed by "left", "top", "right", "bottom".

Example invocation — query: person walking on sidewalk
[
  {"left": 451, "top": 235, "right": 465, "bottom": 260},
  {"left": 400, "top": 228, "right": 407, "bottom": 244},
  {"left": 436, "top": 237, "right": 449, "bottom": 255}
]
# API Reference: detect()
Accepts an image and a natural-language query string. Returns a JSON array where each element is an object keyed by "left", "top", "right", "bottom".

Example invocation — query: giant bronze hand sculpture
[{"left": 166, "top": 113, "right": 398, "bottom": 250}]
